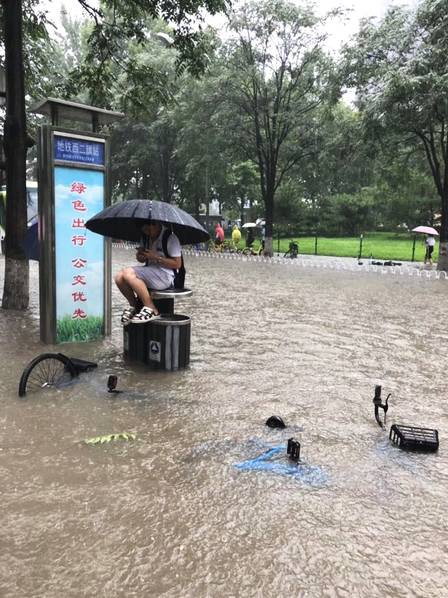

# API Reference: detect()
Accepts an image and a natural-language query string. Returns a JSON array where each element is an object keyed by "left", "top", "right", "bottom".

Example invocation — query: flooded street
[{"left": 1, "top": 248, "right": 447, "bottom": 597}]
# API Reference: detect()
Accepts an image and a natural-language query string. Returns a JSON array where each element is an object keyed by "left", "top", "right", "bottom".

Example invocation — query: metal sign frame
[{"left": 38, "top": 124, "right": 111, "bottom": 344}]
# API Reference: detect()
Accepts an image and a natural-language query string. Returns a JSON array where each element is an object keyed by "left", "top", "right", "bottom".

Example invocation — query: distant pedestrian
[
  {"left": 246, "top": 227, "right": 254, "bottom": 248},
  {"left": 424, "top": 234, "right": 436, "bottom": 265},
  {"left": 231, "top": 224, "right": 241, "bottom": 247},
  {"left": 215, "top": 222, "right": 225, "bottom": 245}
]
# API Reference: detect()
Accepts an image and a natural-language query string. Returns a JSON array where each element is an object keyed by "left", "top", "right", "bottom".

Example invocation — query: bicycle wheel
[{"left": 18, "top": 353, "right": 77, "bottom": 397}]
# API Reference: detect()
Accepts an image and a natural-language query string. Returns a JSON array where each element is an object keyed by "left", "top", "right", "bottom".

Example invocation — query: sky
[
  {"left": 313, "top": 0, "right": 419, "bottom": 53},
  {"left": 44, "top": 0, "right": 419, "bottom": 51}
]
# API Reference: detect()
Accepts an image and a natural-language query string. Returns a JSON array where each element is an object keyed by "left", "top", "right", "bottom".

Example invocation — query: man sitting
[{"left": 114, "top": 220, "right": 181, "bottom": 324}]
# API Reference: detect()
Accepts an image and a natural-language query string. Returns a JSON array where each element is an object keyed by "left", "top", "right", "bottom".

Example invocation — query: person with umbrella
[
  {"left": 424, "top": 234, "right": 436, "bottom": 265},
  {"left": 242, "top": 223, "right": 256, "bottom": 248},
  {"left": 114, "top": 221, "right": 182, "bottom": 324},
  {"left": 85, "top": 198, "right": 210, "bottom": 324},
  {"left": 411, "top": 226, "right": 439, "bottom": 266}
]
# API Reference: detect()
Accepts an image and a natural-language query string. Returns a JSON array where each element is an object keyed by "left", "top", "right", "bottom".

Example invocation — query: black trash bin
[{"left": 124, "top": 314, "right": 191, "bottom": 371}]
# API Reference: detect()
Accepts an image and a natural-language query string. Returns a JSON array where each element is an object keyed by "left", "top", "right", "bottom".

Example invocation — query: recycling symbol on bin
[{"left": 150, "top": 342, "right": 160, "bottom": 355}]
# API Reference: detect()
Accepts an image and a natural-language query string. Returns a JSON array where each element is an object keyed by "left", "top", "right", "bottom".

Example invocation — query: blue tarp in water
[{"left": 234, "top": 445, "right": 328, "bottom": 487}]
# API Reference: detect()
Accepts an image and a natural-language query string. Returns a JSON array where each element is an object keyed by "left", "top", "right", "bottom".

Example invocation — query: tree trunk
[
  {"left": 141, "top": 170, "right": 150, "bottom": 197},
  {"left": 263, "top": 181, "right": 275, "bottom": 256},
  {"left": 437, "top": 192, "right": 448, "bottom": 270},
  {"left": 2, "top": 0, "right": 29, "bottom": 310},
  {"left": 159, "top": 146, "right": 171, "bottom": 203},
  {"left": 193, "top": 195, "right": 200, "bottom": 221}
]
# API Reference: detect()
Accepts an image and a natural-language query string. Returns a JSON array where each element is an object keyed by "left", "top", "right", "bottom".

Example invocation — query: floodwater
[{"left": 1, "top": 249, "right": 448, "bottom": 597}]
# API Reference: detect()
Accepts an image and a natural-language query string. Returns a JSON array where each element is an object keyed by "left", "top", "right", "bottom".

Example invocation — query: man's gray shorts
[{"left": 132, "top": 265, "right": 173, "bottom": 290}]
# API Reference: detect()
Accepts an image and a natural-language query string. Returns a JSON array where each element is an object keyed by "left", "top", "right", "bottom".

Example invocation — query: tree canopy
[
  {"left": 3, "top": 0, "right": 448, "bottom": 276},
  {"left": 342, "top": 0, "right": 448, "bottom": 267}
]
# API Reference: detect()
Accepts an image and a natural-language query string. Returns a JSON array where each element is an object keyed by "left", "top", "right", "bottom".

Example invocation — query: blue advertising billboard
[{"left": 54, "top": 166, "right": 105, "bottom": 342}]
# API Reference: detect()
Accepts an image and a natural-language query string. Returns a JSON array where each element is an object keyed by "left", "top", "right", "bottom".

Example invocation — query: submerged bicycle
[{"left": 18, "top": 353, "right": 97, "bottom": 397}]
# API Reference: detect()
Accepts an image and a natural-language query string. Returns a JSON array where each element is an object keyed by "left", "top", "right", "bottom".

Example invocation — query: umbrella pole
[{"left": 411, "top": 236, "right": 416, "bottom": 262}]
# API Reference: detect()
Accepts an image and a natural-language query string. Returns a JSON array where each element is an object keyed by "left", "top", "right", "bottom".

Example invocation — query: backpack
[{"left": 162, "top": 229, "right": 185, "bottom": 289}]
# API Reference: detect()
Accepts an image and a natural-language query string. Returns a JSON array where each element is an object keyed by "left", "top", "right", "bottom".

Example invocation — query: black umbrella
[{"left": 85, "top": 199, "right": 210, "bottom": 245}]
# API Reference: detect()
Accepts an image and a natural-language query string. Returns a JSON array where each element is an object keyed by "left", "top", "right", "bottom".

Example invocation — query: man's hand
[
  {"left": 136, "top": 247, "right": 148, "bottom": 263},
  {"left": 136, "top": 248, "right": 160, "bottom": 263},
  {"left": 143, "top": 249, "right": 160, "bottom": 262}
]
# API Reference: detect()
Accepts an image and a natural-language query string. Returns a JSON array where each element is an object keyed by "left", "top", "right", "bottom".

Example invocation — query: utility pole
[{"left": 2, "top": 0, "right": 29, "bottom": 309}]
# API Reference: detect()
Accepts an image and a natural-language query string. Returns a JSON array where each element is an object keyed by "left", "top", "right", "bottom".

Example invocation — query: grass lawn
[{"left": 234, "top": 232, "right": 436, "bottom": 262}]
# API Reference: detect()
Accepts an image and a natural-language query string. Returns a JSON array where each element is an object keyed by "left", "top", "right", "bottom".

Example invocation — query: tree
[
  {"left": 221, "top": 0, "right": 338, "bottom": 255},
  {"left": 1, "top": 0, "right": 228, "bottom": 310},
  {"left": 70, "top": 0, "right": 228, "bottom": 108},
  {"left": 226, "top": 160, "right": 259, "bottom": 224},
  {"left": 342, "top": 0, "right": 448, "bottom": 269},
  {"left": 1, "top": 0, "right": 30, "bottom": 309},
  {"left": 174, "top": 69, "right": 232, "bottom": 224},
  {"left": 285, "top": 102, "right": 377, "bottom": 234}
]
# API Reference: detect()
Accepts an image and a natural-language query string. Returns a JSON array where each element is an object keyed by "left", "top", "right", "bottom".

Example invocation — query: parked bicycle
[
  {"left": 208, "top": 239, "right": 239, "bottom": 253},
  {"left": 283, "top": 240, "right": 299, "bottom": 258},
  {"left": 242, "top": 240, "right": 264, "bottom": 256}
]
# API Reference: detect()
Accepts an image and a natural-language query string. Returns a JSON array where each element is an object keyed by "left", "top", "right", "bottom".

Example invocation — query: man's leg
[
  {"left": 122, "top": 268, "right": 158, "bottom": 314},
  {"left": 114, "top": 270, "right": 138, "bottom": 306}
]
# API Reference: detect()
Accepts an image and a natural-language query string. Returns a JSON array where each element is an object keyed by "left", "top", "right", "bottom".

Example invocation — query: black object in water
[
  {"left": 107, "top": 375, "right": 122, "bottom": 393},
  {"left": 67, "top": 356, "right": 98, "bottom": 373},
  {"left": 389, "top": 424, "right": 439, "bottom": 452},
  {"left": 287, "top": 437, "right": 301, "bottom": 461},
  {"left": 371, "top": 260, "right": 402, "bottom": 267},
  {"left": 373, "top": 385, "right": 390, "bottom": 428},
  {"left": 265, "top": 415, "right": 286, "bottom": 429}
]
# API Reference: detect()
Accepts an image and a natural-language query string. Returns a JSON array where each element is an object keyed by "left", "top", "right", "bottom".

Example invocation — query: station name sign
[{"left": 54, "top": 134, "right": 105, "bottom": 166}]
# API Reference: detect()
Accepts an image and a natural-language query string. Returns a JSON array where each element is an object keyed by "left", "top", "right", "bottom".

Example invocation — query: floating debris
[
  {"left": 235, "top": 445, "right": 328, "bottom": 487},
  {"left": 83, "top": 432, "right": 137, "bottom": 445},
  {"left": 265, "top": 415, "right": 286, "bottom": 429},
  {"left": 107, "top": 375, "right": 122, "bottom": 393},
  {"left": 389, "top": 425, "right": 439, "bottom": 453},
  {"left": 287, "top": 437, "right": 301, "bottom": 461},
  {"left": 373, "top": 385, "right": 390, "bottom": 428}
]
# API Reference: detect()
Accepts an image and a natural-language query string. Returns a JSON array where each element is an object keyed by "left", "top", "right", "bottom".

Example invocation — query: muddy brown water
[{"left": 1, "top": 249, "right": 447, "bottom": 597}]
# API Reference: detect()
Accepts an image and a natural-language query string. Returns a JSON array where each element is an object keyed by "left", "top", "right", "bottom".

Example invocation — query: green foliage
[
  {"left": 11, "top": 0, "right": 446, "bottom": 251},
  {"left": 56, "top": 316, "right": 104, "bottom": 343},
  {"left": 341, "top": 0, "right": 448, "bottom": 243},
  {"left": 70, "top": 0, "right": 228, "bottom": 107},
  {"left": 220, "top": 0, "right": 340, "bottom": 242},
  {"left": 327, "top": 190, "right": 376, "bottom": 236},
  {"left": 278, "top": 232, "right": 434, "bottom": 262},
  {"left": 83, "top": 432, "right": 137, "bottom": 445}
]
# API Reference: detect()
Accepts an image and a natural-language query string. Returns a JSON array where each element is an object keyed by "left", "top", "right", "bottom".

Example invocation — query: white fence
[{"left": 112, "top": 243, "right": 448, "bottom": 281}]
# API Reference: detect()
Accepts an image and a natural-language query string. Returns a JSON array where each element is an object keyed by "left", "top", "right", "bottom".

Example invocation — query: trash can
[{"left": 124, "top": 314, "right": 191, "bottom": 371}]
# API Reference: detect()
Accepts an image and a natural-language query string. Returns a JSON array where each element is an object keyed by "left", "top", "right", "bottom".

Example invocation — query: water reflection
[{"left": 0, "top": 250, "right": 447, "bottom": 597}]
